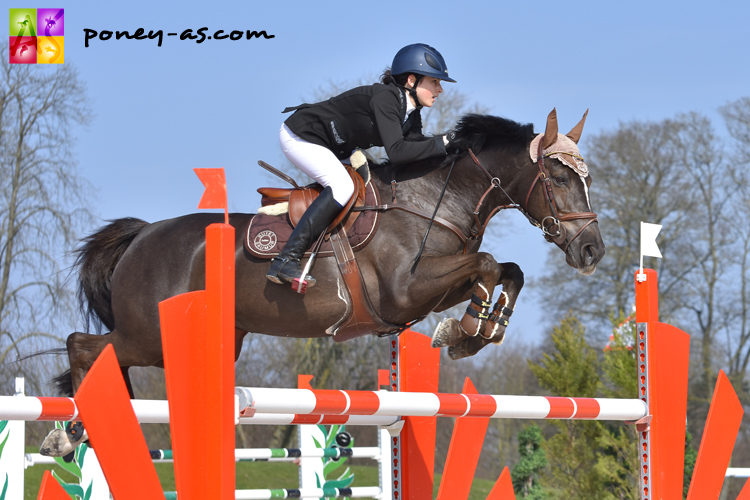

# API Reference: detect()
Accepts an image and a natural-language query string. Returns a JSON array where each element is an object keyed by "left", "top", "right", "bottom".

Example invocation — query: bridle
[
  {"left": 467, "top": 140, "right": 598, "bottom": 253},
  {"left": 357, "top": 140, "right": 598, "bottom": 256}
]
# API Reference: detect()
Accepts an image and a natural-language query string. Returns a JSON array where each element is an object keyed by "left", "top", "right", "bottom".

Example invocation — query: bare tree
[
  {"left": 0, "top": 42, "right": 93, "bottom": 395},
  {"left": 721, "top": 97, "right": 750, "bottom": 164},
  {"left": 669, "top": 113, "right": 735, "bottom": 412},
  {"left": 720, "top": 98, "right": 750, "bottom": 385}
]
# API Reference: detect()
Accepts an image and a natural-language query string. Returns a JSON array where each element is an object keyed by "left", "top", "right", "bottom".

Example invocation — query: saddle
[
  {"left": 256, "top": 163, "right": 367, "bottom": 233},
  {"left": 246, "top": 159, "right": 409, "bottom": 342},
  {"left": 245, "top": 162, "right": 378, "bottom": 259}
]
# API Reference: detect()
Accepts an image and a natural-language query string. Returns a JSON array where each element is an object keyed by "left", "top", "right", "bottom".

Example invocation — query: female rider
[{"left": 267, "top": 43, "right": 457, "bottom": 288}]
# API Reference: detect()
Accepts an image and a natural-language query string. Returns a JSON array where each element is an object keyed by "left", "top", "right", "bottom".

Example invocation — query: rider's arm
[{"left": 371, "top": 90, "right": 446, "bottom": 164}]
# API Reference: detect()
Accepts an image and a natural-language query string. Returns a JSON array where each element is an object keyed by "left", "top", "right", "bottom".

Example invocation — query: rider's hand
[{"left": 443, "top": 130, "right": 458, "bottom": 150}]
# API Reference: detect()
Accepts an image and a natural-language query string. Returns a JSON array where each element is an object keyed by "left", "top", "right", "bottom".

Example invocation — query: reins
[{"left": 411, "top": 159, "right": 456, "bottom": 270}]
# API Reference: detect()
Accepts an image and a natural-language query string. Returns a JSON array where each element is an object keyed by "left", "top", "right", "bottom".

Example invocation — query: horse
[{"left": 40, "top": 109, "right": 604, "bottom": 456}]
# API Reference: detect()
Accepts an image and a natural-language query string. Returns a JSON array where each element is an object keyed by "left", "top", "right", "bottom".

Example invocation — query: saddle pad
[{"left": 244, "top": 182, "right": 380, "bottom": 259}]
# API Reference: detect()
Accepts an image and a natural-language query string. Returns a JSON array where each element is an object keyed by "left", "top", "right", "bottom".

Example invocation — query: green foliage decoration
[
  {"left": 312, "top": 424, "right": 355, "bottom": 499},
  {"left": 0, "top": 420, "right": 9, "bottom": 500},
  {"left": 511, "top": 424, "right": 547, "bottom": 499}
]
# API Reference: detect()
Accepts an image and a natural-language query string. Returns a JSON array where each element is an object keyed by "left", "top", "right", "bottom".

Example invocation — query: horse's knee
[
  {"left": 477, "top": 253, "right": 500, "bottom": 278},
  {"left": 499, "top": 262, "right": 524, "bottom": 288}
]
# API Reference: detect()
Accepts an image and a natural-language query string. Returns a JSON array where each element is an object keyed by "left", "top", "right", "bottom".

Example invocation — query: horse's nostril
[{"left": 582, "top": 244, "right": 596, "bottom": 266}]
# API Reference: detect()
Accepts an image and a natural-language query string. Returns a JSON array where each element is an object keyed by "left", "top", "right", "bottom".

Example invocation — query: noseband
[{"left": 467, "top": 142, "right": 598, "bottom": 253}]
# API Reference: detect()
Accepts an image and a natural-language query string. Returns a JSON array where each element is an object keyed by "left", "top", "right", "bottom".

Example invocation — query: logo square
[
  {"left": 9, "top": 8, "right": 37, "bottom": 36},
  {"left": 37, "top": 8, "right": 64, "bottom": 36},
  {"left": 38, "top": 36, "right": 63, "bottom": 64},
  {"left": 8, "top": 36, "right": 37, "bottom": 64}
]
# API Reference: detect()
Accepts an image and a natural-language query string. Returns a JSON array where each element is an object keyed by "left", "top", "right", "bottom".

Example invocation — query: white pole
[
  {"left": 377, "top": 426, "right": 392, "bottom": 500},
  {"left": 0, "top": 378, "right": 26, "bottom": 500},
  {"left": 239, "top": 388, "right": 648, "bottom": 421}
]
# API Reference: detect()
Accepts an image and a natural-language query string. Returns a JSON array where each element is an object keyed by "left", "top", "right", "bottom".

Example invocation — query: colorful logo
[{"left": 9, "top": 8, "right": 65, "bottom": 64}]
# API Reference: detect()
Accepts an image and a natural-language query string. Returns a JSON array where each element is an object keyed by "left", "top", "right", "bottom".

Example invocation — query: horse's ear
[
  {"left": 542, "top": 108, "right": 558, "bottom": 149},
  {"left": 566, "top": 109, "right": 589, "bottom": 144}
]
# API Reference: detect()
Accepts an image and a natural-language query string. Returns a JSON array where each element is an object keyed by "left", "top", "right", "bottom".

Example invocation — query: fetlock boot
[{"left": 266, "top": 186, "right": 343, "bottom": 287}]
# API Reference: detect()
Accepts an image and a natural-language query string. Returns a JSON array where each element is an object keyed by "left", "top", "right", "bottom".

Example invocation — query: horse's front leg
[
  {"left": 446, "top": 262, "right": 524, "bottom": 360},
  {"left": 432, "top": 261, "right": 523, "bottom": 356},
  {"left": 389, "top": 252, "right": 500, "bottom": 348}
]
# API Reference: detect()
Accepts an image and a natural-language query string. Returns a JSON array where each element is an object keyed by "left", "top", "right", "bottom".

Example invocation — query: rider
[{"left": 267, "top": 43, "right": 457, "bottom": 287}]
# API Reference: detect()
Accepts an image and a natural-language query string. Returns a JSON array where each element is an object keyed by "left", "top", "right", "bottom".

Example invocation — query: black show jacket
[{"left": 283, "top": 82, "right": 446, "bottom": 162}]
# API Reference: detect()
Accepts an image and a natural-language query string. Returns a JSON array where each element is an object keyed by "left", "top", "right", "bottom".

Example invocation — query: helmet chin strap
[{"left": 403, "top": 75, "right": 423, "bottom": 111}]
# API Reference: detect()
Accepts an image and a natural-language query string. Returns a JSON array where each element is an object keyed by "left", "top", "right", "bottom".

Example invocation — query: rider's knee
[{"left": 330, "top": 175, "right": 355, "bottom": 206}]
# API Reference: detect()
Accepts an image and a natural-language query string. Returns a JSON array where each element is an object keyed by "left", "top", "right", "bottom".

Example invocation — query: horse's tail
[{"left": 76, "top": 217, "right": 149, "bottom": 333}]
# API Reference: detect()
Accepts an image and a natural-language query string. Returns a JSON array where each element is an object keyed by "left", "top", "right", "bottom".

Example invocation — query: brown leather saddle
[
  {"left": 244, "top": 180, "right": 380, "bottom": 259},
  {"left": 247, "top": 161, "right": 411, "bottom": 342},
  {"left": 256, "top": 163, "right": 367, "bottom": 233}
]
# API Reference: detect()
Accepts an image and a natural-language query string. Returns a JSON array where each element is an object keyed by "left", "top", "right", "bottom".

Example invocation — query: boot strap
[
  {"left": 470, "top": 293, "right": 492, "bottom": 308},
  {"left": 464, "top": 305, "right": 489, "bottom": 321},
  {"left": 487, "top": 314, "right": 509, "bottom": 327}
]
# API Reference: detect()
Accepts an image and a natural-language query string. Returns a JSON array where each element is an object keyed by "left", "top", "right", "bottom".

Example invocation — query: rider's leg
[
  {"left": 267, "top": 125, "right": 353, "bottom": 286},
  {"left": 278, "top": 124, "right": 355, "bottom": 205},
  {"left": 267, "top": 186, "right": 342, "bottom": 286}
]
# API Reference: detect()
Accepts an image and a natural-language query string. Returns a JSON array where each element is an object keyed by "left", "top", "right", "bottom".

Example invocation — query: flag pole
[
  {"left": 638, "top": 221, "right": 663, "bottom": 282},
  {"left": 638, "top": 221, "right": 646, "bottom": 282}
]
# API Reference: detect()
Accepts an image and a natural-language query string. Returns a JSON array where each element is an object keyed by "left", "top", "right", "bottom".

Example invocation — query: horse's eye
[{"left": 553, "top": 176, "right": 566, "bottom": 184}]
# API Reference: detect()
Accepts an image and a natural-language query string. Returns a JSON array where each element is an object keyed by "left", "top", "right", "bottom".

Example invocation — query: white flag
[{"left": 641, "top": 222, "right": 663, "bottom": 258}]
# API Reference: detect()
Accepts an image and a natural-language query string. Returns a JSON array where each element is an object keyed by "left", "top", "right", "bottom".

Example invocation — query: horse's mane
[
  {"left": 450, "top": 114, "right": 535, "bottom": 155},
  {"left": 374, "top": 114, "right": 535, "bottom": 181}
]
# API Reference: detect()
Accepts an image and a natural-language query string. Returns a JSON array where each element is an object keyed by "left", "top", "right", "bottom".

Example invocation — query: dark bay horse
[{"left": 42, "top": 109, "right": 604, "bottom": 456}]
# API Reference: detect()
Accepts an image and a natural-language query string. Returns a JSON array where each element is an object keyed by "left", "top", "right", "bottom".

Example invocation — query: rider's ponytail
[{"left": 380, "top": 68, "right": 411, "bottom": 86}]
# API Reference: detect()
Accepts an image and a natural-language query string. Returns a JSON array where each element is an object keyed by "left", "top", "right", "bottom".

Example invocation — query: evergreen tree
[
  {"left": 683, "top": 430, "right": 698, "bottom": 499},
  {"left": 596, "top": 311, "right": 639, "bottom": 500},
  {"left": 529, "top": 314, "right": 604, "bottom": 500},
  {"left": 511, "top": 424, "right": 548, "bottom": 499}
]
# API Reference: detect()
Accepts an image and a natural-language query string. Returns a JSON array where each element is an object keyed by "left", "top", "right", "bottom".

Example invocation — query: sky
[{"left": 5, "top": 0, "right": 750, "bottom": 345}]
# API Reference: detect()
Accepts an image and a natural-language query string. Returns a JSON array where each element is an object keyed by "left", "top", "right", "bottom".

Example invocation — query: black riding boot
[{"left": 266, "top": 186, "right": 343, "bottom": 287}]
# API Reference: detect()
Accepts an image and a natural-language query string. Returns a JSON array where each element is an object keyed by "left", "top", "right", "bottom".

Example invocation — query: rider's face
[{"left": 407, "top": 75, "right": 443, "bottom": 108}]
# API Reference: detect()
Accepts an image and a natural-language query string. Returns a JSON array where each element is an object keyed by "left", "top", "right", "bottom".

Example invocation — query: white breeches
[{"left": 279, "top": 124, "right": 355, "bottom": 206}]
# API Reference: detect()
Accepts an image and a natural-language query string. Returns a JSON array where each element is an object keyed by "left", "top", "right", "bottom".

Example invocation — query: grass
[{"left": 23, "top": 452, "right": 498, "bottom": 499}]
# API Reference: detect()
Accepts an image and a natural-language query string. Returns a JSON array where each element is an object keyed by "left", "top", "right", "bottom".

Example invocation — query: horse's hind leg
[
  {"left": 66, "top": 331, "right": 115, "bottom": 394},
  {"left": 41, "top": 332, "right": 114, "bottom": 457}
]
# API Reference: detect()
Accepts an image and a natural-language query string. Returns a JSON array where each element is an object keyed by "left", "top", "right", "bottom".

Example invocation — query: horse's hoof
[
  {"left": 40, "top": 427, "right": 86, "bottom": 457},
  {"left": 432, "top": 318, "right": 466, "bottom": 348}
]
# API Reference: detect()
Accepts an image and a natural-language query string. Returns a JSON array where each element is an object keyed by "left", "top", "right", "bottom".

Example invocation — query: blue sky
[{"left": 6, "top": 0, "right": 749, "bottom": 343}]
